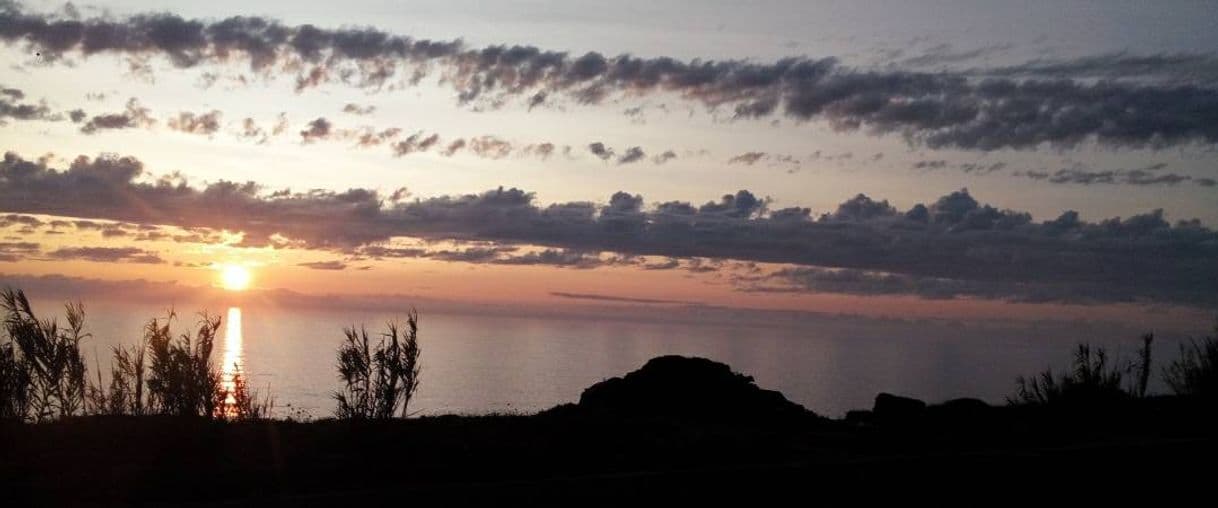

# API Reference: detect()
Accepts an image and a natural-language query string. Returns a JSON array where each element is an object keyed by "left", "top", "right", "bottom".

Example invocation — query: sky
[{"left": 1, "top": 0, "right": 1216, "bottom": 329}]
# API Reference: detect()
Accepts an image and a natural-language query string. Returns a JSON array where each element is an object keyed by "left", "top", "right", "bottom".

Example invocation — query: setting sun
[{"left": 219, "top": 264, "right": 252, "bottom": 291}]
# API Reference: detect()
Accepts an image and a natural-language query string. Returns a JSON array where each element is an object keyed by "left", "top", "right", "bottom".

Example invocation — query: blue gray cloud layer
[
  {"left": 2, "top": 151, "right": 1215, "bottom": 306},
  {"left": 2, "top": 2, "right": 1217, "bottom": 151}
]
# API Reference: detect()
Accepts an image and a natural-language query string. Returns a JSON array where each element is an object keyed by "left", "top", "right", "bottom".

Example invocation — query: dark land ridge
[{"left": 2, "top": 355, "right": 1215, "bottom": 505}]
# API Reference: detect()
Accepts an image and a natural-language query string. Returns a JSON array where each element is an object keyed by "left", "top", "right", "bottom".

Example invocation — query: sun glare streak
[{"left": 219, "top": 264, "right": 252, "bottom": 291}]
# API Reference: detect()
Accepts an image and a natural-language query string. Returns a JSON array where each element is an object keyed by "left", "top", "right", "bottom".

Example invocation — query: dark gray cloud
[
  {"left": 1016, "top": 163, "right": 1212, "bottom": 188},
  {"left": 0, "top": 84, "right": 58, "bottom": 122},
  {"left": 80, "top": 98, "right": 154, "bottom": 134},
  {"left": 913, "top": 159, "right": 1007, "bottom": 175},
  {"left": 299, "top": 117, "right": 332, "bottom": 143},
  {"left": 728, "top": 152, "right": 765, "bottom": 165},
  {"left": 617, "top": 146, "right": 645, "bottom": 165},
  {"left": 978, "top": 52, "right": 1218, "bottom": 86},
  {"left": 5, "top": 5, "right": 1216, "bottom": 150},
  {"left": 1, "top": 151, "right": 1216, "bottom": 306},
  {"left": 46, "top": 246, "right": 164, "bottom": 264},
  {"left": 588, "top": 142, "right": 613, "bottom": 161},
  {"left": 728, "top": 152, "right": 801, "bottom": 171},
  {"left": 167, "top": 109, "right": 221, "bottom": 136}
]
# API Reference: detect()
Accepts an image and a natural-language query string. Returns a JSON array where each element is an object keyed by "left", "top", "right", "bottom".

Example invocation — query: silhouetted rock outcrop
[
  {"left": 575, "top": 356, "right": 813, "bottom": 421},
  {"left": 873, "top": 393, "right": 927, "bottom": 422}
]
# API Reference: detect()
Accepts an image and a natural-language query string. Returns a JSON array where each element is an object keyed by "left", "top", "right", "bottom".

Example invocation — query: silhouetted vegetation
[
  {"left": 1011, "top": 343, "right": 1131, "bottom": 405},
  {"left": 334, "top": 310, "right": 422, "bottom": 419},
  {"left": 87, "top": 341, "right": 147, "bottom": 416},
  {"left": 1, "top": 287, "right": 268, "bottom": 421},
  {"left": 1010, "top": 333, "right": 1167, "bottom": 406},
  {"left": 0, "top": 288, "right": 88, "bottom": 421},
  {"left": 144, "top": 311, "right": 228, "bottom": 418},
  {"left": 1163, "top": 326, "right": 1218, "bottom": 399}
]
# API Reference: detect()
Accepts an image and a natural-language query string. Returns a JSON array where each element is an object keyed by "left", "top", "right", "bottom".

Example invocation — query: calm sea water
[{"left": 48, "top": 299, "right": 1190, "bottom": 418}]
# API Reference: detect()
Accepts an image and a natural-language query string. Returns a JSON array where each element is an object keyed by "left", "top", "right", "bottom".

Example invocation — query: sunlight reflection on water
[{"left": 222, "top": 307, "right": 243, "bottom": 403}]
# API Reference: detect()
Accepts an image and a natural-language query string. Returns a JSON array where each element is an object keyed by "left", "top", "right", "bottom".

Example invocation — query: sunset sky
[{"left": 1, "top": 0, "right": 1216, "bottom": 328}]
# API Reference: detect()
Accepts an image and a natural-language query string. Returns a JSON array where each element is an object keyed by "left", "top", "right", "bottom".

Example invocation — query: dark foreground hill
[{"left": 2, "top": 356, "right": 1215, "bottom": 506}]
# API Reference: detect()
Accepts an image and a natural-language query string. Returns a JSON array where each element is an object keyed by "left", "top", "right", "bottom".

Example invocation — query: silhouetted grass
[
  {"left": 334, "top": 309, "right": 421, "bottom": 419},
  {"left": 1163, "top": 325, "right": 1217, "bottom": 399},
  {"left": 1, "top": 287, "right": 272, "bottom": 421},
  {"left": 1011, "top": 343, "right": 1130, "bottom": 406},
  {"left": 1011, "top": 333, "right": 1165, "bottom": 406},
  {"left": 228, "top": 363, "right": 273, "bottom": 420},
  {"left": 1, "top": 288, "right": 89, "bottom": 421}
]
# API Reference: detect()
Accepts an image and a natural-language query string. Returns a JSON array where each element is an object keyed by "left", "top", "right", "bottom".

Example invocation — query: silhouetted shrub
[
  {"left": 227, "top": 364, "right": 273, "bottom": 420},
  {"left": 0, "top": 331, "right": 31, "bottom": 420},
  {"left": 145, "top": 312, "right": 227, "bottom": 418},
  {"left": 1131, "top": 333, "right": 1154, "bottom": 398},
  {"left": 1, "top": 288, "right": 89, "bottom": 421},
  {"left": 334, "top": 310, "right": 422, "bottom": 419},
  {"left": 88, "top": 342, "right": 148, "bottom": 416},
  {"left": 1163, "top": 327, "right": 1217, "bottom": 399},
  {"left": 1011, "top": 343, "right": 1129, "bottom": 406}
]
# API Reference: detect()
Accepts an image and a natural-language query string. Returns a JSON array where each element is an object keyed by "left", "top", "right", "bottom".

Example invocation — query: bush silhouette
[
  {"left": 143, "top": 311, "right": 228, "bottom": 418},
  {"left": 1163, "top": 325, "right": 1217, "bottom": 399},
  {"left": 334, "top": 310, "right": 422, "bottom": 419},
  {"left": 1011, "top": 343, "right": 1130, "bottom": 406},
  {"left": 1, "top": 288, "right": 89, "bottom": 421}
]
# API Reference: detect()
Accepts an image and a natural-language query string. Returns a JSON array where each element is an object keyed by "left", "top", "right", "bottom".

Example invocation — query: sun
[{"left": 219, "top": 264, "right": 252, "bottom": 291}]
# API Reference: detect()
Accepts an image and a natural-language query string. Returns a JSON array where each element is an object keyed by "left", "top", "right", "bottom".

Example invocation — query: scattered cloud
[
  {"left": 167, "top": 109, "right": 221, "bottom": 136},
  {"left": 80, "top": 98, "right": 154, "bottom": 134},
  {"left": 46, "top": 246, "right": 165, "bottom": 264},
  {"left": 6, "top": 5, "right": 1215, "bottom": 150}
]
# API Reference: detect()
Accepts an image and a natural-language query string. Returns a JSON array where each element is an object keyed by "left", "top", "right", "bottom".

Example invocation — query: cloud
[
  {"left": 341, "top": 103, "right": 375, "bottom": 115},
  {"left": 588, "top": 142, "right": 613, "bottom": 160},
  {"left": 7, "top": 6, "right": 1217, "bottom": 150},
  {"left": 652, "top": 150, "right": 677, "bottom": 165},
  {"left": 80, "top": 98, "right": 154, "bottom": 134},
  {"left": 2, "top": 152, "right": 1216, "bottom": 306},
  {"left": 978, "top": 52, "right": 1218, "bottom": 85},
  {"left": 549, "top": 292, "right": 698, "bottom": 305},
  {"left": 617, "top": 146, "right": 645, "bottom": 165},
  {"left": 299, "top": 117, "right": 332, "bottom": 143},
  {"left": 468, "top": 136, "right": 511, "bottom": 159},
  {"left": 354, "top": 126, "right": 402, "bottom": 147},
  {"left": 0, "top": 84, "right": 58, "bottom": 122},
  {"left": 728, "top": 152, "right": 765, "bottom": 165},
  {"left": 728, "top": 151, "right": 801, "bottom": 171},
  {"left": 298, "top": 260, "right": 347, "bottom": 270},
  {"left": 46, "top": 246, "right": 164, "bottom": 264},
  {"left": 391, "top": 132, "right": 440, "bottom": 156},
  {"left": 897, "top": 43, "right": 1013, "bottom": 68},
  {"left": 167, "top": 109, "right": 221, "bottom": 136},
  {"left": 441, "top": 139, "right": 466, "bottom": 156},
  {"left": 0, "top": 241, "right": 39, "bottom": 262},
  {"left": 1015, "top": 163, "right": 1212, "bottom": 188}
]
